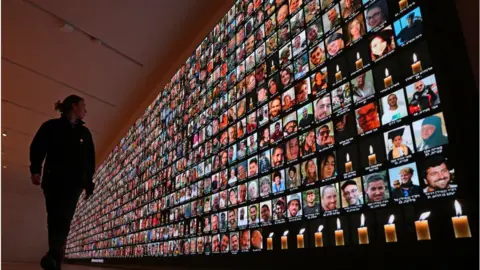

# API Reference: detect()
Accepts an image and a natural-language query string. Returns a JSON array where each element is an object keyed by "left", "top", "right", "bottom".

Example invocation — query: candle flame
[
  {"left": 268, "top": 232, "right": 274, "bottom": 238},
  {"left": 419, "top": 211, "right": 431, "bottom": 221},
  {"left": 336, "top": 218, "right": 341, "bottom": 230},
  {"left": 336, "top": 65, "right": 339, "bottom": 72},
  {"left": 413, "top": 53, "right": 417, "bottom": 63},
  {"left": 388, "top": 215, "right": 395, "bottom": 224},
  {"left": 356, "top": 52, "right": 360, "bottom": 60},
  {"left": 283, "top": 230, "right": 289, "bottom": 236},
  {"left": 299, "top": 228, "right": 305, "bottom": 235},
  {"left": 369, "top": 145, "right": 373, "bottom": 155},
  {"left": 360, "top": 213, "right": 365, "bottom": 227},
  {"left": 346, "top": 153, "right": 350, "bottom": 162},
  {"left": 454, "top": 200, "right": 462, "bottom": 216},
  {"left": 318, "top": 225, "right": 324, "bottom": 232},
  {"left": 385, "top": 68, "right": 389, "bottom": 77}
]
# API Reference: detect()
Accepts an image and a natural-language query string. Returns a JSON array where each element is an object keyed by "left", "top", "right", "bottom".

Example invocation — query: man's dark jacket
[{"left": 29, "top": 116, "right": 95, "bottom": 194}]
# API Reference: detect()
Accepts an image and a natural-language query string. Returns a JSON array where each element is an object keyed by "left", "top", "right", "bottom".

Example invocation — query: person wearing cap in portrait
[
  {"left": 397, "top": 12, "right": 423, "bottom": 44},
  {"left": 391, "top": 167, "right": 422, "bottom": 198},
  {"left": 280, "top": 47, "right": 291, "bottom": 65},
  {"left": 326, "top": 32, "right": 345, "bottom": 56},
  {"left": 284, "top": 119, "right": 298, "bottom": 135},
  {"left": 316, "top": 124, "right": 335, "bottom": 150},
  {"left": 352, "top": 72, "right": 375, "bottom": 103},
  {"left": 387, "top": 127, "right": 413, "bottom": 160},
  {"left": 287, "top": 194, "right": 302, "bottom": 217},
  {"left": 303, "top": 190, "right": 320, "bottom": 215},
  {"left": 416, "top": 115, "right": 448, "bottom": 151}
]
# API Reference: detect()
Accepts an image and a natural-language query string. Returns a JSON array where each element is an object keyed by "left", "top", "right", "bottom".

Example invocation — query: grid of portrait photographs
[{"left": 65, "top": 0, "right": 456, "bottom": 259}]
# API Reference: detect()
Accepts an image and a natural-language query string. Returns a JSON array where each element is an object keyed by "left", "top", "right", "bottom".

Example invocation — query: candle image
[
  {"left": 384, "top": 215, "right": 397, "bottom": 243},
  {"left": 358, "top": 213, "right": 369, "bottom": 245},
  {"left": 335, "top": 65, "right": 342, "bottom": 81},
  {"left": 345, "top": 153, "right": 352, "bottom": 173},
  {"left": 368, "top": 145, "right": 377, "bottom": 166},
  {"left": 335, "top": 218, "right": 345, "bottom": 246},
  {"left": 415, "top": 211, "right": 431, "bottom": 241},
  {"left": 383, "top": 68, "right": 393, "bottom": 88},
  {"left": 267, "top": 232, "right": 274, "bottom": 250},
  {"left": 355, "top": 52, "right": 363, "bottom": 70},
  {"left": 281, "top": 230, "right": 289, "bottom": 249},
  {"left": 271, "top": 60, "right": 276, "bottom": 73},
  {"left": 314, "top": 225, "right": 324, "bottom": 247},
  {"left": 399, "top": 0, "right": 408, "bottom": 10},
  {"left": 411, "top": 53, "right": 422, "bottom": 74},
  {"left": 452, "top": 200, "right": 472, "bottom": 238},
  {"left": 297, "top": 228, "right": 305, "bottom": 248}
]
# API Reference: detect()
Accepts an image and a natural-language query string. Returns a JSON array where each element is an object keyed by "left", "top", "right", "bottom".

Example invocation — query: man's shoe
[{"left": 40, "top": 255, "right": 56, "bottom": 270}]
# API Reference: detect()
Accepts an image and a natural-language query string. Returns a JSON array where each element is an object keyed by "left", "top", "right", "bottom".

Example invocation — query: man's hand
[{"left": 31, "top": 174, "right": 41, "bottom": 185}]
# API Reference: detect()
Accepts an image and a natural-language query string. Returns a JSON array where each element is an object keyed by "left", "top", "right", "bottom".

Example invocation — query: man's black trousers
[{"left": 43, "top": 187, "right": 83, "bottom": 263}]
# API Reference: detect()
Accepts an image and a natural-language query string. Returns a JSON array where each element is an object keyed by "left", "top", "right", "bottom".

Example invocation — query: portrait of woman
[
  {"left": 310, "top": 68, "right": 328, "bottom": 94},
  {"left": 259, "top": 176, "right": 272, "bottom": 197},
  {"left": 248, "top": 180, "right": 259, "bottom": 201},
  {"left": 237, "top": 118, "right": 246, "bottom": 138},
  {"left": 300, "top": 130, "right": 316, "bottom": 156},
  {"left": 228, "top": 106, "right": 237, "bottom": 122},
  {"left": 268, "top": 77, "right": 280, "bottom": 95},
  {"left": 302, "top": 159, "right": 318, "bottom": 185},
  {"left": 259, "top": 127, "right": 271, "bottom": 148},
  {"left": 286, "top": 137, "right": 300, "bottom": 161},
  {"left": 319, "top": 152, "right": 336, "bottom": 180},
  {"left": 229, "top": 167, "right": 238, "bottom": 185},
  {"left": 369, "top": 27, "right": 395, "bottom": 61},
  {"left": 282, "top": 89, "right": 296, "bottom": 111},
  {"left": 346, "top": 15, "right": 366, "bottom": 45}
]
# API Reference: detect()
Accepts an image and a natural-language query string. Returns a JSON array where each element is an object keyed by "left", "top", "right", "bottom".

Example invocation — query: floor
[
  {"left": 1, "top": 262, "right": 214, "bottom": 270},
  {"left": 1, "top": 262, "right": 148, "bottom": 270}
]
